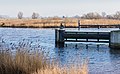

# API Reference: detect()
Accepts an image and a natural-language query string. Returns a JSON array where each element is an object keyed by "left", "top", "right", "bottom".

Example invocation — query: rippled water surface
[{"left": 0, "top": 28, "right": 120, "bottom": 73}]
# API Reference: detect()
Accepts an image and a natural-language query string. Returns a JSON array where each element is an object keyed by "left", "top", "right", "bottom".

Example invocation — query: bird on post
[{"left": 60, "top": 22, "right": 64, "bottom": 29}]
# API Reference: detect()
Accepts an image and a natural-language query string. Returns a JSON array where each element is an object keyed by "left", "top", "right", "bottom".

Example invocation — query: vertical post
[
  {"left": 55, "top": 29, "right": 58, "bottom": 47},
  {"left": 60, "top": 22, "right": 64, "bottom": 29},
  {"left": 55, "top": 29, "right": 65, "bottom": 48},
  {"left": 119, "top": 24, "right": 120, "bottom": 29},
  {"left": 59, "top": 29, "right": 65, "bottom": 47},
  {"left": 97, "top": 32, "right": 99, "bottom": 42},
  {"left": 109, "top": 32, "right": 111, "bottom": 47},
  {"left": 76, "top": 32, "right": 77, "bottom": 41},
  {"left": 86, "top": 32, "right": 88, "bottom": 42},
  {"left": 78, "top": 20, "right": 80, "bottom": 30},
  {"left": 110, "top": 30, "right": 120, "bottom": 49},
  {"left": 98, "top": 25, "right": 100, "bottom": 29}
]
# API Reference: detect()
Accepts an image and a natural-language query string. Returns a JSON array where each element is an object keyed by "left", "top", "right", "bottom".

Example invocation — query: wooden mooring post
[
  {"left": 55, "top": 29, "right": 65, "bottom": 48},
  {"left": 110, "top": 30, "right": 120, "bottom": 49},
  {"left": 78, "top": 20, "right": 80, "bottom": 30}
]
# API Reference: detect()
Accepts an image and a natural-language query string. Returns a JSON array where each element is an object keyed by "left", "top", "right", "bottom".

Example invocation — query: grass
[{"left": 0, "top": 49, "right": 88, "bottom": 74}]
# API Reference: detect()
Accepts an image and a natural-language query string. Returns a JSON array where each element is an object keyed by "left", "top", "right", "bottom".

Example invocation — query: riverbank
[{"left": 0, "top": 18, "right": 120, "bottom": 28}]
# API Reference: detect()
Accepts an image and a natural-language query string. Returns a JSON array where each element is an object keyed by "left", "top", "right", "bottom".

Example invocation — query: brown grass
[
  {"left": 37, "top": 62, "right": 87, "bottom": 74},
  {"left": 0, "top": 18, "right": 120, "bottom": 28},
  {"left": 33, "top": 64, "right": 87, "bottom": 74},
  {"left": 0, "top": 50, "right": 47, "bottom": 74},
  {"left": 0, "top": 49, "right": 88, "bottom": 74}
]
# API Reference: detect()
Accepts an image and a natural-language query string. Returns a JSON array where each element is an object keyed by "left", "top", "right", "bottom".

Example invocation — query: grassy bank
[
  {"left": 0, "top": 18, "right": 120, "bottom": 28},
  {"left": 0, "top": 49, "right": 88, "bottom": 74}
]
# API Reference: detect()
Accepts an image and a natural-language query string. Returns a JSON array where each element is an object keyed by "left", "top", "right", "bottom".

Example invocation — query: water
[{"left": 0, "top": 28, "right": 120, "bottom": 73}]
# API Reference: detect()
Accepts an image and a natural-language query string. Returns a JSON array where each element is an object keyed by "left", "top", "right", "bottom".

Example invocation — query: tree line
[
  {"left": 16, "top": 11, "right": 120, "bottom": 20},
  {"left": 81, "top": 11, "right": 120, "bottom": 19},
  {"left": 18, "top": 12, "right": 39, "bottom": 19}
]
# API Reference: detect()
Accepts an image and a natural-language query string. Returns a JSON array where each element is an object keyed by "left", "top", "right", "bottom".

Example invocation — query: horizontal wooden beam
[
  {"left": 65, "top": 40, "right": 109, "bottom": 43},
  {"left": 64, "top": 31, "right": 110, "bottom": 40}
]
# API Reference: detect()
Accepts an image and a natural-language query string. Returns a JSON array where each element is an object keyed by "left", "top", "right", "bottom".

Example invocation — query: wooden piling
[
  {"left": 110, "top": 30, "right": 120, "bottom": 49},
  {"left": 78, "top": 20, "right": 80, "bottom": 30},
  {"left": 55, "top": 29, "right": 65, "bottom": 47}
]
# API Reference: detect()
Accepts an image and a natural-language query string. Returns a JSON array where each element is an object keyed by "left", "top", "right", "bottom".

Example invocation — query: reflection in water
[
  {"left": 54, "top": 43, "right": 111, "bottom": 65},
  {"left": 110, "top": 49, "right": 120, "bottom": 61},
  {"left": 109, "top": 49, "right": 120, "bottom": 73},
  {"left": 54, "top": 43, "right": 120, "bottom": 73},
  {"left": 110, "top": 48, "right": 120, "bottom": 55},
  {"left": 54, "top": 48, "right": 66, "bottom": 66},
  {"left": 54, "top": 45, "right": 86, "bottom": 67}
]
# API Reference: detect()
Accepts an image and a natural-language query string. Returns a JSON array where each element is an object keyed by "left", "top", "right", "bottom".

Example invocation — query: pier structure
[
  {"left": 55, "top": 21, "right": 120, "bottom": 48},
  {"left": 55, "top": 29, "right": 110, "bottom": 47},
  {"left": 79, "top": 25, "right": 120, "bottom": 29}
]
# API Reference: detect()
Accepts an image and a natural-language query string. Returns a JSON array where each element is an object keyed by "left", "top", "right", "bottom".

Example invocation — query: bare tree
[
  {"left": 114, "top": 11, "right": 120, "bottom": 19},
  {"left": 101, "top": 12, "right": 106, "bottom": 19},
  {"left": 106, "top": 15, "right": 114, "bottom": 19},
  {"left": 81, "top": 12, "right": 102, "bottom": 19},
  {"left": 32, "top": 12, "right": 39, "bottom": 19},
  {"left": 81, "top": 11, "right": 120, "bottom": 19},
  {"left": 18, "top": 12, "right": 23, "bottom": 19}
]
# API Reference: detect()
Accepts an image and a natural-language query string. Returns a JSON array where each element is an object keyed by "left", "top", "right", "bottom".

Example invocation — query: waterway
[{"left": 0, "top": 28, "right": 120, "bottom": 74}]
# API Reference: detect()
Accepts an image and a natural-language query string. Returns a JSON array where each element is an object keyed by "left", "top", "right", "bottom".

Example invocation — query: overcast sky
[{"left": 0, "top": 0, "right": 120, "bottom": 17}]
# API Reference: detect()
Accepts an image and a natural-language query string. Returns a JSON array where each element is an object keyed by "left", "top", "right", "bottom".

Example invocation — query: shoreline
[
  {"left": 0, "top": 25, "right": 120, "bottom": 28},
  {"left": 0, "top": 19, "right": 120, "bottom": 28}
]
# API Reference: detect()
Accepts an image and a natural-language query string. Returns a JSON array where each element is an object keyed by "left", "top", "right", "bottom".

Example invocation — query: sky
[{"left": 0, "top": 0, "right": 120, "bottom": 17}]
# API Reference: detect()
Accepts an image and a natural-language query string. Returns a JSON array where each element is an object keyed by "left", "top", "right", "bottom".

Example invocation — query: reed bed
[
  {"left": 0, "top": 49, "right": 47, "bottom": 74},
  {"left": 0, "top": 49, "right": 88, "bottom": 74},
  {"left": 0, "top": 18, "right": 120, "bottom": 28},
  {"left": 34, "top": 63, "right": 88, "bottom": 74}
]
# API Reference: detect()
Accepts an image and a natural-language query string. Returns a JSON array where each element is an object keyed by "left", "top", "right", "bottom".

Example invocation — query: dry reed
[
  {"left": 0, "top": 49, "right": 88, "bottom": 74},
  {"left": 33, "top": 63, "right": 88, "bottom": 74},
  {"left": 0, "top": 50, "right": 47, "bottom": 74},
  {"left": 0, "top": 18, "right": 120, "bottom": 28}
]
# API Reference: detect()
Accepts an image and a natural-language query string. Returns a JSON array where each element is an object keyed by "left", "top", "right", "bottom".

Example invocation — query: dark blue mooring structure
[
  {"left": 55, "top": 20, "right": 111, "bottom": 47},
  {"left": 55, "top": 20, "right": 120, "bottom": 48},
  {"left": 55, "top": 29, "right": 110, "bottom": 47}
]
